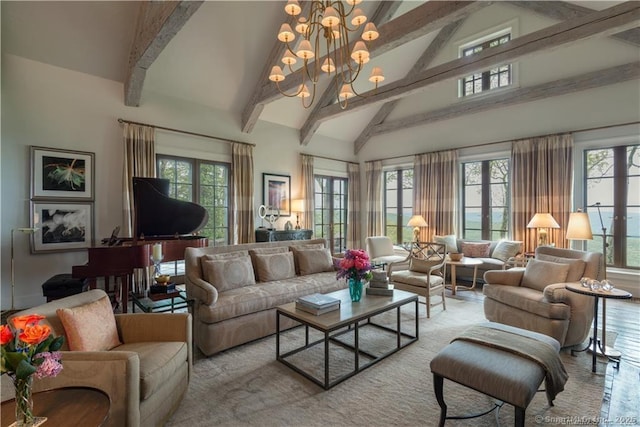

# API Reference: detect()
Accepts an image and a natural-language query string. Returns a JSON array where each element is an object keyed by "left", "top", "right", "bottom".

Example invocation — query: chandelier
[{"left": 268, "top": 0, "right": 384, "bottom": 109}]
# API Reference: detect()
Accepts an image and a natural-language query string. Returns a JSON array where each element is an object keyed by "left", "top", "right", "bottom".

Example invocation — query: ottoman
[
  {"left": 42, "top": 274, "right": 89, "bottom": 302},
  {"left": 430, "top": 322, "right": 566, "bottom": 427}
]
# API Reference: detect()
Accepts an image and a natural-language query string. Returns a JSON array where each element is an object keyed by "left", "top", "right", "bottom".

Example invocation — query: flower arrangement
[
  {"left": 336, "top": 249, "right": 373, "bottom": 282},
  {"left": 1, "top": 314, "right": 64, "bottom": 425}
]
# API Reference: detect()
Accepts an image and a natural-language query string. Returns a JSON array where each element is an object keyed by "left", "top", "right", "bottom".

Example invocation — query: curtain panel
[
  {"left": 232, "top": 143, "right": 255, "bottom": 244},
  {"left": 365, "top": 160, "right": 383, "bottom": 237},
  {"left": 300, "top": 155, "right": 315, "bottom": 231},
  {"left": 122, "top": 123, "right": 156, "bottom": 238},
  {"left": 414, "top": 150, "right": 458, "bottom": 242},
  {"left": 347, "top": 163, "right": 361, "bottom": 249},
  {"left": 511, "top": 134, "right": 573, "bottom": 252}
]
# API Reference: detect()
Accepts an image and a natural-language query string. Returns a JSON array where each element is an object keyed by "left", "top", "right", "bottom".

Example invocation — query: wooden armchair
[{"left": 388, "top": 242, "right": 447, "bottom": 318}]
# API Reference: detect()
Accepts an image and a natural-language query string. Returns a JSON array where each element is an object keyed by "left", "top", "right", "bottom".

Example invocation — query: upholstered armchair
[
  {"left": 388, "top": 242, "right": 447, "bottom": 318},
  {"left": 4, "top": 289, "right": 192, "bottom": 426},
  {"left": 366, "top": 236, "right": 410, "bottom": 268},
  {"left": 483, "top": 247, "right": 602, "bottom": 347}
]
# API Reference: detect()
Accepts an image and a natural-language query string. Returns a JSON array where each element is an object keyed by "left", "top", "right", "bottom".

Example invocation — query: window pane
[
  {"left": 586, "top": 149, "right": 614, "bottom": 178},
  {"left": 464, "top": 207, "right": 482, "bottom": 234},
  {"left": 586, "top": 177, "right": 614, "bottom": 205},
  {"left": 628, "top": 176, "right": 640, "bottom": 205},
  {"left": 464, "top": 163, "right": 481, "bottom": 185}
]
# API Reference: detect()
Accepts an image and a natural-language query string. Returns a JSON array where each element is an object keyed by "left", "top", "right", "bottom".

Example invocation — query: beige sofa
[
  {"left": 185, "top": 238, "right": 347, "bottom": 356},
  {"left": 5, "top": 289, "right": 191, "bottom": 427},
  {"left": 483, "top": 247, "right": 602, "bottom": 347}
]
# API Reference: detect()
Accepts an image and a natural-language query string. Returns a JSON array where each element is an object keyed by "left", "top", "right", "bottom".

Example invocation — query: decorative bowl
[
  {"left": 448, "top": 253, "right": 464, "bottom": 262},
  {"left": 156, "top": 274, "right": 171, "bottom": 284}
]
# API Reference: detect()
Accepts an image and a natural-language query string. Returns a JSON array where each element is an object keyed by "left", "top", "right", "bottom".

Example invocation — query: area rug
[{"left": 167, "top": 298, "right": 605, "bottom": 427}]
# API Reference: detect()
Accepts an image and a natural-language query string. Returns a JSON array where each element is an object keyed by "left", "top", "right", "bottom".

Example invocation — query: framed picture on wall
[
  {"left": 31, "top": 146, "right": 95, "bottom": 200},
  {"left": 262, "top": 173, "right": 291, "bottom": 217},
  {"left": 30, "top": 201, "right": 94, "bottom": 253}
]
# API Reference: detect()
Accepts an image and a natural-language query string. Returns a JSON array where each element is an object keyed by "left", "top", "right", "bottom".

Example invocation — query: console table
[{"left": 255, "top": 229, "right": 312, "bottom": 242}]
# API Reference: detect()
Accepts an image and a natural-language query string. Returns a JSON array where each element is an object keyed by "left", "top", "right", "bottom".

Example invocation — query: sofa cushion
[
  {"left": 294, "top": 248, "right": 334, "bottom": 276},
  {"left": 56, "top": 295, "right": 121, "bottom": 351},
  {"left": 115, "top": 341, "right": 188, "bottom": 401},
  {"left": 492, "top": 240, "right": 523, "bottom": 262},
  {"left": 202, "top": 255, "right": 256, "bottom": 292},
  {"left": 409, "top": 258, "right": 442, "bottom": 274},
  {"left": 434, "top": 235, "right": 458, "bottom": 253},
  {"left": 484, "top": 284, "right": 571, "bottom": 320},
  {"left": 461, "top": 242, "right": 491, "bottom": 258},
  {"left": 535, "top": 254, "right": 586, "bottom": 282},
  {"left": 521, "top": 259, "right": 570, "bottom": 292},
  {"left": 253, "top": 251, "right": 296, "bottom": 282},
  {"left": 391, "top": 270, "right": 445, "bottom": 289},
  {"left": 249, "top": 247, "right": 290, "bottom": 278},
  {"left": 204, "top": 250, "right": 249, "bottom": 261}
]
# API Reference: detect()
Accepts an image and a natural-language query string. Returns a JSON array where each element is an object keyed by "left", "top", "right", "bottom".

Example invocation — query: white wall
[{"left": 0, "top": 54, "right": 355, "bottom": 309}]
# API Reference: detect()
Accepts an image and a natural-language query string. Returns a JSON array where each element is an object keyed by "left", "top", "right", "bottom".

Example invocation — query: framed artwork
[
  {"left": 262, "top": 173, "right": 291, "bottom": 217},
  {"left": 31, "top": 146, "right": 95, "bottom": 200},
  {"left": 31, "top": 201, "right": 94, "bottom": 253}
]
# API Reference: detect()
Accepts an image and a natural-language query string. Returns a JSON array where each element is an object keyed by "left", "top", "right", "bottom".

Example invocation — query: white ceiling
[{"left": 1, "top": 1, "right": 636, "bottom": 149}]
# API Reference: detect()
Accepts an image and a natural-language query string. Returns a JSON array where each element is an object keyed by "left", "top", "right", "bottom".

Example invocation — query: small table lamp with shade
[
  {"left": 527, "top": 213, "right": 560, "bottom": 247},
  {"left": 407, "top": 215, "right": 428, "bottom": 243},
  {"left": 290, "top": 199, "right": 304, "bottom": 230}
]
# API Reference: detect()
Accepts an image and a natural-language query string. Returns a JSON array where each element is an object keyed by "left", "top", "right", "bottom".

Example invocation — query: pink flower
[{"left": 33, "top": 352, "right": 63, "bottom": 379}]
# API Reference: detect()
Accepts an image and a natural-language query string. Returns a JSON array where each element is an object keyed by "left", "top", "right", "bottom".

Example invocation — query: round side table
[
  {"left": 445, "top": 257, "right": 483, "bottom": 295},
  {"left": 566, "top": 283, "right": 632, "bottom": 373}
]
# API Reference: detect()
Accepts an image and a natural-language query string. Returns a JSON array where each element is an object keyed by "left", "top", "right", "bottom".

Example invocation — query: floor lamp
[{"left": 8, "top": 227, "right": 39, "bottom": 312}]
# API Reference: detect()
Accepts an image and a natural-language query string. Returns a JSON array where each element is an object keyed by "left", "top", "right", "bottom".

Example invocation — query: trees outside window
[
  {"left": 584, "top": 145, "right": 639, "bottom": 269},
  {"left": 314, "top": 175, "right": 347, "bottom": 254},
  {"left": 384, "top": 169, "right": 414, "bottom": 244},
  {"left": 462, "top": 159, "right": 509, "bottom": 240}
]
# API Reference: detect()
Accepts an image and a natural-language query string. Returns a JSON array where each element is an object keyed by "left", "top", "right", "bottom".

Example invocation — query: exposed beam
[
  {"left": 299, "top": 1, "right": 403, "bottom": 146},
  {"left": 124, "top": 1, "right": 203, "bottom": 107},
  {"left": 311, "top": 2, "right": 640, "bottom": 125},
  {"left": 368, "top": 62, "right": 639, "bottom": 137},
  {"left": 255, "top": 1, "right": 491, "bottom": 107},
  {"left": 508, "top": 1, "right": 640, "bottom": 46},
  {"left": 353, "top": 19, "right": 465, "bottom": 154}
]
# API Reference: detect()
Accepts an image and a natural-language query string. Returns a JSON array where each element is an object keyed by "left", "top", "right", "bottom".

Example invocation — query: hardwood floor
[{"left": 449, "top": 286, "right": 640, "bottom": 425}]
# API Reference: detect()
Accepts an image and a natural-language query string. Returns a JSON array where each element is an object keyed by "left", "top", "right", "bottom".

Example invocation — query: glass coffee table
[
  {"left": 131, "top": 285, "right": 192, "bottom": 313},
  {"left": 276, "top": 288, "right": 419, "bottom": 389}
]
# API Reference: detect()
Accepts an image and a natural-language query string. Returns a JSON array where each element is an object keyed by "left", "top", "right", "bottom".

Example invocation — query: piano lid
[{"left": 133, "top": 177, "right": 208, "bottom": 238}]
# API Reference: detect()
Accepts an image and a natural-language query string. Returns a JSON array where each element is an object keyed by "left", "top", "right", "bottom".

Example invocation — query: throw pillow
[
  {"left": 409, "top": 258, "right": 442, "bottom": 274},
  {"left": 461, "top": 242, "right": 491, "bottom": 258},
  {"left": 521, "top": 259, "right": 570, "bottom": 292},
  {"left": 203, "top": 250, "right": 249, "bottom": 261},
  {"left": 434, "top": 235, "right": 458, "bottom": 253},
  {"left": 202, "top": 255, "right": 256, "bottom": 292},
  {"left": 492, "top": 240, "right": 523, "bottom": 262},
  {"left": 535, "top": 254, "right": 586, "bottom": 282},
  {"left": 56, "top": 295, "right": 121, "bottom": 351},
  {"left": 253, "top": 251, "right": 296, "bottom": 282},
  {"left": 295, "top": 248, "right": 334, "bottom": 276}
]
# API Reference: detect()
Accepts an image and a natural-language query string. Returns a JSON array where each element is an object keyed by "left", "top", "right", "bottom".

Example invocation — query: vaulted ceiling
[{"left": 2, "top": 1, "right": 638, "bottom": 155}]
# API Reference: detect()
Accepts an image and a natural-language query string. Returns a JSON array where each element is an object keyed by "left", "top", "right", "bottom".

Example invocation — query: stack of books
[
  {"left": 295, "top": 293, "right": 341, "bottom": 315},
  {"left": 366, "top": 270, "right": 394, "bottom": 296}
]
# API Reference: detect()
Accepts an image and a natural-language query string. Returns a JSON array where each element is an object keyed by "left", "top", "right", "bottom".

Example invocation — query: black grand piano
[{"left": 72, "top": 178, "right": 209, "bottom": 312}]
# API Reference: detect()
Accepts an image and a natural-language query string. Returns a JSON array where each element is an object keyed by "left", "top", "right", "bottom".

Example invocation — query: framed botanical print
[
  {"left": 31, "top": 201, "right": 94, "bottom": 253},
  {"left": 31, "top": 146, "right": 94, "bottom": 200},
  {"left": 262, "top": 173, "right": 291, "bottom": 217}
]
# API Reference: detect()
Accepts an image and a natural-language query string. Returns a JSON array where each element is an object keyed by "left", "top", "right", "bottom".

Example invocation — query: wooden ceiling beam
[
  {"left": 368, "top": 62, "right": 639, "bottom": 137},
  {"left": 124, "top": 0, "right": 203, "bottom": 107},
  {"left": 508, "top": 1, "right": 640, "bottom": 46},
  {"left": 310, "top": 2, "right": 640, "bottom": 125}
]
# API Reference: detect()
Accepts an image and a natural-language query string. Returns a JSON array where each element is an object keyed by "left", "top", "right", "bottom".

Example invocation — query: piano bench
[{"left": 42, "top": 274, "right": 89, "bottom": 302}]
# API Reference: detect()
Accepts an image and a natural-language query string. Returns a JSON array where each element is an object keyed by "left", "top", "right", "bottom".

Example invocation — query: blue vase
[{"left": 349, "top": 278, "right": 363, "bottom": 302}]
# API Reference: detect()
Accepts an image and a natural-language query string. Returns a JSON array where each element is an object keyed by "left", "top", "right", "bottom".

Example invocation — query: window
[
  {"left": 462, "top": 159, "right": 510, "bottom": 240},
  {"left": 584, "top": 145, "right": 639, "bottom": 269},
  {"left": 384, "top": 169, "right": 414, "bottom": 244},
  {"left": 157, "top": 155, "right": 230, "bottom": 246},
  {"left": 314, "top": 175, "right": 347, "bottom": 254},
  {"left": 459, "top": 33, "right": 511, "bottom": 97}
]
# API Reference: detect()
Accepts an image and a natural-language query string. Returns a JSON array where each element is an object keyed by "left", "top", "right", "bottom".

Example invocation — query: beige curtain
[
  {"left": 365, "top": 160, "right": 383, "bottom": 237},
  {"left": 414, "top": 150, "right": 458, "bottom": 241},
  {"left": 300, "top": 155, "right": 315, "bottom": 231},
  {"left": 511, "top": 134, "right": 573, "bottom": 252},
  {"left": 232, "top": 143, "right": 254, "bottom": 244},
  {"left": 347, "top": 163, "right": 361, "bottom": 249},
  {"left": 122, "top": 123, "right": 156, "bottom": 238}
]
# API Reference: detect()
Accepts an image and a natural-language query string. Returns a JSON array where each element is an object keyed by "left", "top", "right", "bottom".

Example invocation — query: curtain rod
[
  {"left": 368, "top": 120, "right": 640, "bottom": 163},
  {"left": 117, "top": 118, "right": 256, "bottom": 147},
  {"left": 304, "top": 153, "right": 359, "bottom": 165}
]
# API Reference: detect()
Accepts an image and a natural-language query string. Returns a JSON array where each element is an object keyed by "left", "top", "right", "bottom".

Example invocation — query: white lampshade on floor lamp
[
  {"left": 407, "top": 215, "right": 428, "bottom": 243},
  {"left": 527, "top": 213, "right": 560, "bottom": 247},
  {"left": 9, "top": 227, "right": 39, "bottom": 312}
]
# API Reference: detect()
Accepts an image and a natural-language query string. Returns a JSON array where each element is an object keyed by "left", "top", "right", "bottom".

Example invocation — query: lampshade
[
  {"left": 407, "top": 215, "right": 428, "bottom": 228},
  {"left": 526, "top": 213, "right": 560, "bottom": 229},
  {"left": 290, "top": 199, "right": 304, "bottom": 213},
  {"left": 566, "top": 211, "right": 593, "bottom": 240}
]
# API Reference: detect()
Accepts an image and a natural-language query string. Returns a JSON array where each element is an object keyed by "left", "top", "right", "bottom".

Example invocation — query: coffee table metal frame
[{"left": 276, "top": 288, "right": 419, "bottom": 390}]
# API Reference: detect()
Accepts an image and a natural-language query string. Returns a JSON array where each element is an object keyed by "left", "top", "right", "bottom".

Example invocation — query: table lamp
[
  {"left": 290, "top": 199, "right": 304, "bottom": 230},
  {"left": 566, "top": 210, "right": 593, "bottom": 244},
  {"left": 527, "top": 213, "right": 560, "bottom": 247},
  {"left": 407, "top": 215, "right": 428, "bottom": 243},
  {"left": 9, "top": 227, "right": 39, "bottom": 312}
]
